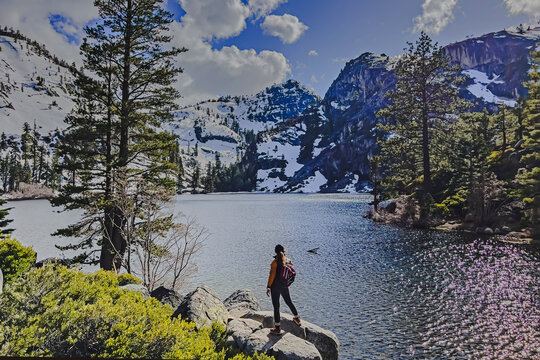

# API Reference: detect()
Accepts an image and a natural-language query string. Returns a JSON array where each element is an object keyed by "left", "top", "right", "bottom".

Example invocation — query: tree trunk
[
  {"left": 420, "top": 94, "right": 431, "bottom": 223},
  {"left": 100, "top": 0, "right": 132, "bottom": 271}
]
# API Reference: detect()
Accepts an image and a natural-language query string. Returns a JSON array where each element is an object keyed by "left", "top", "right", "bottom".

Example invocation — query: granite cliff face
[
  {"left": 262, "top": 27, "right": 539, "bottom": 193},
  {"left": 446, "top": 29, "right": 537, "bottom": 101}
]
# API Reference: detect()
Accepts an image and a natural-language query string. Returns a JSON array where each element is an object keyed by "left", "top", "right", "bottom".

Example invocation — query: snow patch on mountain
[
  {"left": 464, "top": 69, "right": 516, "bottom": 106},
  {"left": 0, "top": 35, "right": 76, "bottom": 135}
]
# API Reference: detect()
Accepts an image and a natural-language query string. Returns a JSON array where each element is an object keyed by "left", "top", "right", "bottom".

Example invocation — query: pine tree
[
  {"left": 52, "top": 0, "right": 186, "bottom": 270},
  {"left": 31, "top": 121, "right": 40, "bottom": 182},
  {"left": 518, "top": 50, "right": 540, "bottom": 238},
  {"left": 377, "top": 32, "right": 467, "bottom": 224},
  {"left": 491, "top": 104, "right": 516, "bottom": 153},
  {"left": 513, "top": 97, "right": 526, "bottom": 142},
  {"left": 368, "top": 156, "right": 381, "bottom": 212},
  {"left": 191, "top": 165, "right": 200, "bottom": 192},
  {"left": 203, "top": 162, "right": 214, "bottom": 193},
  {"left": 20, "top": 122, "right": 32, "bottom": 183},
  {"left": 0, "top": 196, "right": 13, "bottom": 235}
]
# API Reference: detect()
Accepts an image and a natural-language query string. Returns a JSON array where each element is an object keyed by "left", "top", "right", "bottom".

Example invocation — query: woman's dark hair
[{"left": 274, "top": 244, "right": 285, "bottom": 263}]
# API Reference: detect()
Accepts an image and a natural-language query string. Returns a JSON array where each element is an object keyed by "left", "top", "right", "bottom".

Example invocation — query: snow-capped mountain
[
  {"left": 1, "top": 26, "right": 538, "bottom": 194},
  {"left": 262, "top": 26, "right": 540, "bottom": 194},
  {"left": 0, "top": 30, "right": 77, "bottom": 135},
  {"left": 165, "top": 80, "right": 320, "bottom": 183}
]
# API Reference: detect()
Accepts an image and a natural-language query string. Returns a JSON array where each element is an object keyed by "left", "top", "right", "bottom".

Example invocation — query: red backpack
[{"left": 279, "top": 261, "right": 296, "bottom": 287}]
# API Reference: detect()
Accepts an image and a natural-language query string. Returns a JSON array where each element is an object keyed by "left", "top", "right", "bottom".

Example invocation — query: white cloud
[
  {"left": 261, "top": 14, "right": 309, "bottom": 44},
  {"left": 0, "top": 0, "right": 98, "bottom": 63},
  {"left": 179, "top": 0, "right": 250, "bottom": 40},
  {"left": 248, "top": 0, "right": 288, "bottom": 19},
  {"left": 310, "top": 75, "right": 318, "bottom": 83},
  {"left": 169, "top": 5, "right": 291, "bottom": 105},
  {"left": 0, "top": 0, "right": 292, "bottom": 105},
  {"left": 308, "top": 50, "right": 318, "bottom": 56},
  {"left": 503, "top": 0, "right": 540, "bottom": 17},
  {"left": 413, "top": 0, "right": 458, "bottom": 35}
]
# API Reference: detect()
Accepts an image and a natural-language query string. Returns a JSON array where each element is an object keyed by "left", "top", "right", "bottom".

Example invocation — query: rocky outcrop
[
  {"left": 172, "top": 286, "right": 228, "bottom": 328},
  {"left": 224, "top": 289, "right": 261, "bottom": 318},
  {"left": 150, "top": 286, "right": 183, "bottom": 308},
  {"left": 3, "top": 182, "right": 55, "bottom": 200},
  {"left": 240, "top": 311, "right": 340, "bottom": 360},
  {"left": 227, "top": 318, "right": 322, "bottom": 360},
  {"left": 120, "top": 284, "right": 150, "bottom": 298},
  {"left": 226, "top": 318, "right": 264, "bottom": 350}
]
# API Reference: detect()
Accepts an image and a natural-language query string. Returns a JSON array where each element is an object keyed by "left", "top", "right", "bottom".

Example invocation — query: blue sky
[
  {"left": 1, "top": 0, "right": 538, "bottom": 104},
  {"left": 165, "top": 0, "right": 534, "bottom": 98}
]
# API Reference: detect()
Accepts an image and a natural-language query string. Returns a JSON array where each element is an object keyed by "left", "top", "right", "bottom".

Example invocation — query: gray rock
[
  {"left": 0, "top": 267, "right": 3, "bottom": 294},
  {"left": 242, "top": 311, "right": 339, "bottom": 360},
  {"left": 494, "top": 228, "right": 502, "bottom": 235},
  {"left": 243, "top": 328, "right": 278, "bottom": 354},
  {"left": 227, "top": 318, "right": 263, "bottom": 350},
  {"left": 120, "top": 284, "right": 150, "bottom": 298},
  {"left": 244, "top": 329, "right": 322, "bottom": 360},
  {"left": 385, "top": 201, "right": 397, "bottom": 213},
  {"left": 271, "top": 333, "right": 322, "bottom": 360},
  {"left": 224, "top": 289, "right": 261, "bottom": 318},
  {"left": 150, "top": 286, "right": 183, "bottom": 308},
  {"left": 483, "top": 227, "right": 494, "bottom": 235},
  {"left": 464, "top": 213, "right": 475, "bottom": 223},
  {"left": 501, "top": 225, "right": 511, "bottom": 234},
  {"left": 172, "top": 285, "right": 228, "bottom": 328}
]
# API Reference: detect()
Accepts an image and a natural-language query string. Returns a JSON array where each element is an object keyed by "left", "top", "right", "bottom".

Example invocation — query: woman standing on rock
[{"left": 266, "top": 244, "right": 301, "bottom": 334}]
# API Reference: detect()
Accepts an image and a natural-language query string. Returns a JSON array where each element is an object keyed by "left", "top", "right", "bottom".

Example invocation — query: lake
[{"left": 9, "top": 193, "right": 540, "bottom": 359}]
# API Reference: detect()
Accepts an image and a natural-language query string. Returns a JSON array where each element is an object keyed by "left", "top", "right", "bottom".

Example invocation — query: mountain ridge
[{"left": 1, "top": 26, "right": 538, "bottom": 194}]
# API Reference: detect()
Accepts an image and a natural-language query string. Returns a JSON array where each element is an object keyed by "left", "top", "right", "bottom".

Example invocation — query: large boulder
[
  {"left": 243, "top": 329, "right": 322, "bottom": 360},
  {"left": 227, "top": 318, "right": 263, "bottom": 350},
  {"left": 172, "top": 286, "right": 228, "bottom": 328},
  {"left": 150, "top": 286, "right": 183, "bottom": 308},
  {"left": 120, "top": 284, "right": 150, "bottom": 298},
  {"left": 224, "top": 289, "right": 261, "bottom": 318},
  {"left": 242, "top": 311, "right": 339, "bottom": 360}
]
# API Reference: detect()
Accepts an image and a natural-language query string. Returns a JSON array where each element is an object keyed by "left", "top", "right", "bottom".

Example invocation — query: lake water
[{"left": 8, "top": 193, "right": 540, "bottom": 359}]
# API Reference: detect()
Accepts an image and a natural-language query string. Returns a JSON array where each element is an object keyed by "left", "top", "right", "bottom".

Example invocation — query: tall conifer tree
[
  {"left": 518, "top": 50, "right": 540, "bottom": 237},
  {"left": 378, "top": 32, "right": 467, "bottom": 224},
  {"left": 52, "top": 0, "right": 186, "bottom": 270}
]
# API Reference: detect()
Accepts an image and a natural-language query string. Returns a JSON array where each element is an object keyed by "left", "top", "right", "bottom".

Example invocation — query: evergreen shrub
[
  {"left": 0, "top": 265, "right": 273, "bottom": 360},
  {"left": 0, "top": 236, "right": 36, "bottom": 284}
]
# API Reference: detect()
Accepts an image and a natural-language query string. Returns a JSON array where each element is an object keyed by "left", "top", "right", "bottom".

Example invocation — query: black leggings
[{"left": 271, "top": 285, "right": 298, "bottom": 325}]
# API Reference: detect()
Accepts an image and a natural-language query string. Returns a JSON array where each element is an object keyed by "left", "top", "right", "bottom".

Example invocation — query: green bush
[
  {"left": 0, "top": 236, "right": 36, "bottom": 284},
  {"left": 432, "top": 203, "right": 451, "bottom": 219},
  {"left": 0, "top": 265, "right": 272, "bottom": 359},
  {"left": 118, "top": 272, "right": 142, "bottom": 286},
  {"left": 441, "top": 189, "right": 468, "bottom": 218}
]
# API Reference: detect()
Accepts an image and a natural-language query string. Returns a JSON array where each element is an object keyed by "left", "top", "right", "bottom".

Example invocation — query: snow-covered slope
[
  {"left": 166, "top": 80, "right": 320, "bottom": 184},
  {"left": 0, "top": 32, "right": 76, "bottom": 135}
]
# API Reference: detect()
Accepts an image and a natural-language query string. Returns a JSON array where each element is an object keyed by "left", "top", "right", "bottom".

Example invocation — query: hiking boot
[
  {"left": 293, "top": 316, "right": 301, "bottom": 326},
  {"left": 270, "top": 326, "right": 282, "bottom": 335}
]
